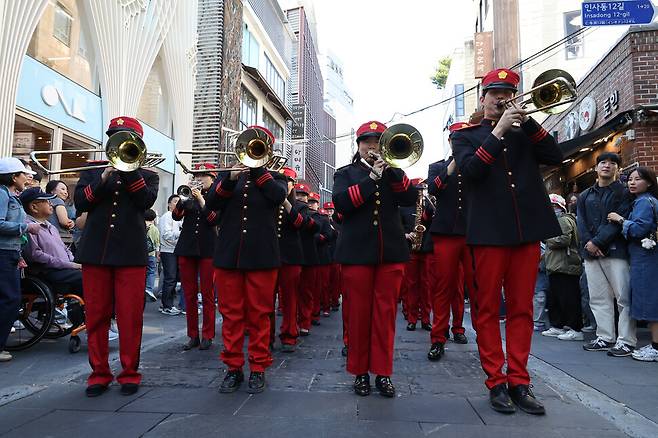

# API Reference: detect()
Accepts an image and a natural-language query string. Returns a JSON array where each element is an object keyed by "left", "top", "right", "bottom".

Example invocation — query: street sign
[
  {"left": 582, "top": 1, "right": 656, "bottom": 26},
  {"left": 290, "top": 141, "right": 305, "bottom": 180},
  {"left": 290, "top": 104, "right": 306, "bottom": 140}
]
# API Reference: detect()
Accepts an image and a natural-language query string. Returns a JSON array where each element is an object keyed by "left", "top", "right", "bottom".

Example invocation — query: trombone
[
  {"left": 30, "top": 131, "right": 165, "bottom": 175},
  {"left": 498, "top": 69, "right": 577, "bottom": 115},
  {"left": 175, "top": 127, "right": 287, "bottom": 174},
  {"left": 360, "top": 123, "right": 424, "bottom": 178}
]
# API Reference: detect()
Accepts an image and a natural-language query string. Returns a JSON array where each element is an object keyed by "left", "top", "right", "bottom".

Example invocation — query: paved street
[{"left": 1, "top": 301, "right": 657, "bottom": 438}]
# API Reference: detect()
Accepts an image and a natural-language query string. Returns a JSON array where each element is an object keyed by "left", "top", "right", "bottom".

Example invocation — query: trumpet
[
  {"left": 175, "top": 127, "right": 287, "bottom": 174},
  {"left": 360, "top": 123, "right": 423, "bottom": 178},
  {"left": 497, "top": 69, "right": 577, "bottom": 115},
  {"left": 176, "top": 181, "right": 204, "bottom": 201},
  {"left": 30, "top": 131, "right": 165, "bottom": 174}
]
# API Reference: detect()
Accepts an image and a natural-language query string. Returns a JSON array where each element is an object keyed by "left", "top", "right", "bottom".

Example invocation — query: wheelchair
[{"left": 4, "top": 275, "right": 86, "bottom": 354}]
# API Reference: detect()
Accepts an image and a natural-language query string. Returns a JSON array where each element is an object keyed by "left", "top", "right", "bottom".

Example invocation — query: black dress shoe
[
  {"left": 299, "top": 329, "right": 310, "bottom": 336},
  {"left": 341, "top": 345, "right": 348, "bottom": 357},
  {"left": 375, "top": 375, "right": 395, "bottom": 398},
  {"left": 120, "top": 383, "right": 139, "bottom": 396},
  {"left": 199, "top": 338, "right": 213, "bottom": 350},
  {"left": 183, "top": 337, "right": 200, "bottom": 351},
  {"left": 453, "top": 333, "right": 468, "bottom": 344},
  {"left": 331, "top": 306, "right": 340, "bottom": 312},
  {"left": 489, "top": 383, "right": 516, "bottom": 414},
  {"left": 406, "top": 322, "right": 416, "bottom": 331},
  {"left": 311, "top": 319, "right": 321, "bottom": 326},
  {"left": 421, "top": 323, "right": 432, "bottom": 331},
  {"left": 219, "top": 370, "right": 244, "bottom": 393},
  {"left": 247, "top": 371, "right": 266, "bottom": 394},
  {"left": 354, "top": 374, "right": 370, "bottom": 396},
  {"left": 85, "top": 384, "right": 108, "bottom": 397},
  {"left": 427, "top": 342, "right": 445, "bottom": 361},
  {"left": 509, "top": 384, "right": 545, "bottom": 415}
]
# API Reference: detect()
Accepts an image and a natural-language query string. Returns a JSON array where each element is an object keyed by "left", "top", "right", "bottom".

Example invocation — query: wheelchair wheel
[
  {"left": 5, "top": 277, "right": 55, "bottom": 351},
  {"left": 43, "top": 295, "right": 84, "bottom": 340},
  {"left": 68, "top": 335, "right": 81, "bottom": 353}
]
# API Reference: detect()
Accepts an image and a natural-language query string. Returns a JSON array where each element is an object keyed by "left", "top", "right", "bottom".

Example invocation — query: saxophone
[{"left": 411, "top": 183, "right": 427, "bottom": 251}]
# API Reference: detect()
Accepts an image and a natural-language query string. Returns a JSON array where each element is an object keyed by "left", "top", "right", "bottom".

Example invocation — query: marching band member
[
  {"left": 74, "top": 117, "right": 159, "bottom": 397},
  {"left": 296, "top": 184, "right": 320, "bottom": 335},
  {"left": 333, "top": 121, "right": 418, "bottom": 397},
  {"left": 172, "top": 163, "right": 220, "bottom": 351},
  {"left": 310, "top": 197, "right": 336, "bottom": 318},
  {"left": 205, "top": 126, "right": 287, "bottom": 394},
  {"left": 324, "top": 202, "right": 342, "bottom": 313},
  {"left": 452, "top": 69, "right": 562, "bottom": 415},
  {"left": 426, "top": 123, "right": 473, "bottom": 364},
  {"left": 276, "top": 167, "right": 308, "bottom": 352}
]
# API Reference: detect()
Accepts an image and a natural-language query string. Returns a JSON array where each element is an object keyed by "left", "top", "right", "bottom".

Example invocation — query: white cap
[
  {"left": 0, "top": 157, "right": 36, "bottom": 175},
  {"left": 549, "top": 193, "right": 566, "bottom": 211}
]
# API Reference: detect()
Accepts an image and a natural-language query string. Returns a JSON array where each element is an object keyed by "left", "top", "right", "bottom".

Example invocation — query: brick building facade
[{"left": 542, "top": 25, "right": 658, "bottom": 194}]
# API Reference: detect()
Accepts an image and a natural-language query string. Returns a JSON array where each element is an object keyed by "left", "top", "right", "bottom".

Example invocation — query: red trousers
[
  {"left": 341, "top": 285, "right": 349, "bottom": 346},
  {"left": 82, "top": 265, "right": 146, "bottom": 386},
  {"left": 298, "top": 266, "right": 318, "bottom": 330},
  {"left": 329, "top": 263, "right": 341, "bottom": 307},
  {"left": 278, "top": 264, "right": 302, "bottom": 345},
  {"left": 403, "top": 253, "right": 432, "bottom": 325},
  {"left": 430, "top": 235, "right": 471, "bottom": 344},
  {"left": 343, "top": 263, "right": 405, "bottom": 376},
  {"left": 179, "top": 256, "right": 215, "bottom": 340},
  {"left": 216, "top": 268, "right": 278, "bottom": 372},
  {"left": 470, "top": 243, "right": 540, "bottom": 389}
]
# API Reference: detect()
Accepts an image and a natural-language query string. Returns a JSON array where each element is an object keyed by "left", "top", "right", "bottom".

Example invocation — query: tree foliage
[{"left": 431, "top": 57, "right": 452, "bottom": 89}]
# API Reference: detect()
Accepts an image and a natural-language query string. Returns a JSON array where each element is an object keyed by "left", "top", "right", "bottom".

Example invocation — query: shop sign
[
  {"left": 41, "top": 85, "right": 86, "bottom": 122},
  {"left": 290, "top": 104, "right": 305, "bottom": 140},
  {"left": 290, "top": 141, "right": 305, "bottom": 180},
  {"left": 579, "top": 96, "right": 597, "bottom": 131},
  {"left": 603, "top": 90, "right": 620, "bottom": 118},
  {"left": 474, "top": 32, "right": 493, "bottom": 78}
]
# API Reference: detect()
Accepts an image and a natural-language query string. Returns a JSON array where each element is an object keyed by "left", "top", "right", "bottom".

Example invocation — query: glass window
[
  {"left": 564, "top": 11, "right": 584, "bottom": 59},
  {"left": 240, "top": 86, "right": 257, "bottom": 128},
  {"left": 264, "top": 55, "right": 285, "bottom": 101},
  {"left": 242, "top": 23, "right": 260, "bottom": 68},
  {"left": 13, "top": 115, "right": 54, "bottom": 177},
  {"left": 137, "top": 55, "right": 172, "bottom": 136},
  {"left": 27, "top": 0, "right": 98, "bottom": 93},
  {"left": 454, "top": 84, "right": 465, "bottom": 117},
  {"left": 59, "top": 134, "right": 99, "bottom": 189},
  {"left": 263, "top": 109, "right": 284, "bottom": 152}
]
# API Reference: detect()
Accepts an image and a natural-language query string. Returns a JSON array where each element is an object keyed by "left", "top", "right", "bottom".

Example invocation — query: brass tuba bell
[
  {"left": 498, "top": 69, "right": 577, "bottom": 115},
  {"left": 379, "top": 123, "right": 424, "bottom": 168}
]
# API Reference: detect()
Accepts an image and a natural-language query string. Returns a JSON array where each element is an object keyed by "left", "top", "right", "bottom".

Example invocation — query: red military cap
[
  {"left": 194, "top": 162, "right": 218, "bottom": 178},
  {"left": 481, "top": 68, "right": 520, "bottom": 93},
  {"left": 318, "top": 208, "right": 328, "bottom": 216},
  {"left": 323, "top": 201, "right": 334, "bottom": 210},
  {"left": 448, "top": 122, "right": 471, "bottom": 132},
  {"left": 280, "top": 167, "right": 297, "bottom": 181},
  {"left": 107, "top": 116, "right": 144, "bottom": 138},
  {"left": 356, "top": 121, "right": 387, "bottom": 143},
  {"left": 294, "top": 183, "right": 310, "bottom": 194},
  {"left": 308, "top": 192, "right": 320, "bottom": 202},
  {"left": 249, "top": 125, "right": 275, "bottom": 144}
]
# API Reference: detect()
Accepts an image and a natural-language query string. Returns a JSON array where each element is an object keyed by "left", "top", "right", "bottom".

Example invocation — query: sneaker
[
  {"left": 557, "top": 329, "right": 584, "bottom": 341},
  {"left": 145, "top": 290, "right": 157, "bottom": 302},
  {"left": 170, "top": 306, "right": 182, "bottom": 315},
  {"left": 180, "top": 309, "right": 187, "bottom": 315},
  {"left": 533, "top": 324, "right": 547, "bottom": 332},
  {"left": 10, "top": 327, "right": 15, "bottom": 334},
  {"left": 13, "top": 320, "right": 25, "bottom": 330},
  {"left": 607, "top": 341, "right": 634, "bottom": 357},
  {"left": 108, "top": 329, "right": 119, "bottom": 341},
  {"left": 583, "top": 337, "right": 614, "bottom": 352},
  {"left": 0, "top": 351, "right": 13, "bottom": 362},
  {"left": 161, "top": 307, "right": 180, "bottom": 316},
  {"left": 631, "top": 345, "right": 658, "bottom": 362},
  {"left": 581, "top": 325, "right": 596, "bottom": 333},
  {"left": 541, "top": 327, "right": 566, "bottom": 337}
]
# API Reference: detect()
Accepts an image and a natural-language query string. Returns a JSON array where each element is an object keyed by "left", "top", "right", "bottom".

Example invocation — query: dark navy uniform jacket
[
  {"left": 332, "top": 160, "right": 418, "bottom": 265},
  {"left": 298, "top": 200, "right": 320, "bottom": 266},
  {"left": 400, "top": 202, "right": 433, "bottom": 254},
  {"left": 74, "top": 168, "right": 159, "bottom": 266},
  {"left": 452, "top": 118, "right": 563, "bottom": 246},
  {"left": 205, "top": 167, "right": 287, "bottom": 270},
  {"left": 428, "top": 158, "right": 467, "bottom": 236},
  {"left": 327, "top": 215, "right": 341, "bottom": 262},
  {"left": 313, "top": 211, "right": 337, "bottom": 265},
  {"left": 276, "top": 199, "right": 309, "bottom": 266},
  {"left": 172, "top": 193, "right": 219, "bottom": 258}
]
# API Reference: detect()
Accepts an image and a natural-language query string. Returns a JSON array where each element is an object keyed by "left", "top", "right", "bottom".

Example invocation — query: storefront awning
[
  {"left": 559, "top": 110, "right": 634, "bottom": 158},
  {"left": 242, "top": 64, "right": 293, "bottom": 121}
]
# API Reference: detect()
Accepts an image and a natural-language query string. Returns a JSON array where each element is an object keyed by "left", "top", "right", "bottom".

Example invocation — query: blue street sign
[{"left": 582, "top": 1, "right": 656, "bottom": 26}]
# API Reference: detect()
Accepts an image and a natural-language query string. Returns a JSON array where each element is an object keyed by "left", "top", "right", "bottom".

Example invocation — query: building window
[
  {"left": 27, "top": 0, "right": 98, "bottom": 93},
  {"left": 264, "top": 55, "right": 285, "bottom": 101},
  {"left": 137, "top": 55, "right": 172, "bottom": 137},
  {"left": 242, "top": 23, "right": 260, "bottom": 68},
  {"left": 13, "top": 115, "right": 54, "bottom": 175},
  {"left": 454, "top": 84, "right": 465, "bottom": 117},
  {"left": 240, "top": 86, "right": 257, "bottom": 128},
  {"left": 263, "top": 109, "right": 284, "bottom": 150},
  {"left": 564, "top": 11, "right": 584, "bottom": 59}
]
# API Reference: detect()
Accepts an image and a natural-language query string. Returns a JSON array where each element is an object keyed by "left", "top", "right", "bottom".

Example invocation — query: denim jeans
[
  {"left": 580, "top": 270, "right": 596, "bottom": 328},
  {"left": 159, "top": 252, "right": 178, "bottom": 309},
  {"left": 0, "top": 249, "right": 21, "bottom": 349},
  {"left": 533, "top": 267, "right": 550, "bottom": 329},
  {"left": 145, "top": 255, "right": 157, "bottom": 293}
]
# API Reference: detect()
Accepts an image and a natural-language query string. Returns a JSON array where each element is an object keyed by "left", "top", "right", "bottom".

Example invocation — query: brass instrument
[
  {"left": 176, "top": 180, "right": 204, "bottom": 201},
  {"left": 29, "top": 131, "right": 165, "bottom": 174},
  {"left": 410, "top": 183, "right": 427, "bottom": 251},
  {"left": 175, "top": 127, "right": 287, "bottom": 174},
  {"left": 360, "top": 123, "right": 424, "bottom": 178},
  {"left": 498, "top": 69, "right": 577, "bottom": 115}
]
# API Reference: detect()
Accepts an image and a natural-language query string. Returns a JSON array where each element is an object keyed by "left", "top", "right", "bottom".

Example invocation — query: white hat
[
  {"left": 0, "top": 157, "right": 36, "bottom": 175},
  {"left": 549, "top": 193, "right": 566, "bottom": 211}
]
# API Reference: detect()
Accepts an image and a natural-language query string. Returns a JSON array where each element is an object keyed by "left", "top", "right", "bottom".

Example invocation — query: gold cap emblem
[
  {"left": 116, "top": 118, "right": 124, "bottom": 125},
  {"left": 369, "top": 122, "right": 378, "bottom": 130},
  {"left": 498, "top": 71, "right": 508, "bottom": 79}
]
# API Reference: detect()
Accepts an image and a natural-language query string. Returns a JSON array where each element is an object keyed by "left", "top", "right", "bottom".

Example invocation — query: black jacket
[
  {"left": 332, "top": 161, "right": 418, "bottom": 264},
  {"left": 172, "top": 194, "right": 219, "bottom": 258},
  {"left": 428, "top": 158, "right": 467, "bottom": 236},
  {"left": 74, "top": 168, "right": 159, "bottom": 266},
  {"left": 313, "top": 212, "right": 337, "bottom": 265},
  {"left": 298, "top": 200, "right": 320, "bottom": 266},
  {"left": 452, "top": 118, "right": 563, "bottom": 246},
  {"left": 277, "top": 200, "right": 308, "bottom": 265},
  {"left": 327, "top": 215, "right": 341, "bottom": 262},
  {"left": 205, "top": 167, "right": 288, "bottom": 270},
  {"left": 576, "top": 181, "right": 632, "bottom": 259}
]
